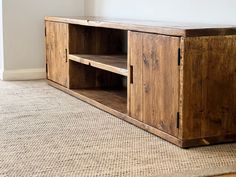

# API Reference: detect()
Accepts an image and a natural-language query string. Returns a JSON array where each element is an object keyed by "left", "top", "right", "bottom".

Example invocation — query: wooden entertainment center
[{"left": 45, "top": 16, "right": 236, "bottom": 148}]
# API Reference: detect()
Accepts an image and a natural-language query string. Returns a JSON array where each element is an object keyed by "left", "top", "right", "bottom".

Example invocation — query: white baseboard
[{"left": 1, "top": 68, "right": 46, "bottom": 81}]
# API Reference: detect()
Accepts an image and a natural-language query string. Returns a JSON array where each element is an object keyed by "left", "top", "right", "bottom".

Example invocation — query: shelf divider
[{"left": 69, "top": 54, "right": 128, "bottom": 76}]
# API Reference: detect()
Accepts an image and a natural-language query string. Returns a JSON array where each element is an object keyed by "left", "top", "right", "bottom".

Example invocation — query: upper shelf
[
  {"left": 69, "top": 54, "right": 128, "bottom": 76},
  {"left": 45, "top": 16, "right": 236, "bottom": 37}
]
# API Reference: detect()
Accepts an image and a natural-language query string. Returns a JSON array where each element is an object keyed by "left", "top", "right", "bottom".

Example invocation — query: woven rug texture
[{"left": 0, "top": 80, "right": 235, "bottom": 177}]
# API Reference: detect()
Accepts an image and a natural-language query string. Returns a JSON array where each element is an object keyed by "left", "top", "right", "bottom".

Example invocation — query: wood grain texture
[
  {"left": 69, "top": 54, "right": 128, "bottom": 76},
  {"left": 69, "top": 24, "right": 126, "bottom": 55},
  {"left": 45, "top": 16, "right": 236, "bottom": 37},
  {"left": 181, "top": 35, "right": 236, "bottom": 140},
  {"left": 45, "top": 21, "right": 68, "bottom": 87},
  {"left": 178, "top": 37, "right": 185, "bottom": 139},
  {"left": 128, "top": 31, "right": 180, "bottom": 137},
  {"left": 142, "top": 33, "right": 180, "bottom": 137},
  {"left": 128, "top": 31, "right": 143, "bottom": 122},
  {"left": 215, "top": 174, "right": 236, "bottom": 177},
  {"left": 181, "top": 133, "right": 236, "bottom": 147},
  {"left": 73, "top": 89, "right": 127, "bottom": 114}
]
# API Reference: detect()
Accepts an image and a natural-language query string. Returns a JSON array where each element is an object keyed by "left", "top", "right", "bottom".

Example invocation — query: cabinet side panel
[
  {"left": 128, "top": 31, "right": 143, "bottom": 122},
  {"left": 183, "top": 36, "right": 236, "bottom": 139},
  {"left": 46, "top": 21, "right": 68, "bottom": 87},
  {"left": 142, "top": 34, "right": 180, "bottom": 137}
]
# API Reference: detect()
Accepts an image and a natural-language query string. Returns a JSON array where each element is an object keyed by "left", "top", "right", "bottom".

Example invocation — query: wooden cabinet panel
[
  {"left": 45, "top": 21, "right": 68, "bottom": 87},
  {"left": 182, "top": 36, "right": 236, "bottom": 140},
  {"left": 128, "top": 31, "right": 180, "bottom": 137},
  {"left": 128, "top": 32, "right": 143, "bottom": 122},
  {"left": 142, "top": 33, "right": 180, "bottom": 137}
]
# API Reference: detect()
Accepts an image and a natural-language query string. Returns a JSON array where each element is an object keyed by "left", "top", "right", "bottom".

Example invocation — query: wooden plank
[
  {"left": 45, "top": 16, "right": 236, "bottom": 37},
  {"left": 185, "top": 28, "right": 236, "bottom": 37},
  {"left": 45, "top": 21, "right": 68, "bottom": 87},
  {"left": 47, "top": 80, "right": 183, "bottom": 147},
  {"left": 181, "top": 37, "right": 204, "bottom": 139},
  {"left": 182, "top": 35, "right": 236, "bottom": 140},
  {"left": 181, "top": 133, "right": 236, "bottom": 147},
  {"left": 128, "top": 31, "right": 143, "bottom": 122},
  {"left": 73, "top": 89, "right": 127, "bottom": 114},
  {"left": 142, "top": 33, "right": 180, "bottom": 137},
  {"left": 69, "top": 54, "right": 128, "bottom": 76},
  {"left": 178, "top": 37, "right": 185, "bottom": 139},
  {"left": 215, "top": 173, "right": 236, "bottom": 177}
]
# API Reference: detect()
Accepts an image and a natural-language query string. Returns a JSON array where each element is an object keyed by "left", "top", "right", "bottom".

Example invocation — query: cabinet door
[
  {"left": 128, "top": 31, "right": 180, "bottom": 137},
  {"left": 45, "top": 21, "right": 68, "bottom": 87}
]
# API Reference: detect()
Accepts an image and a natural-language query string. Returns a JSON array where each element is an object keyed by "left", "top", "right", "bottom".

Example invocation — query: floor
[{"left": 0, "top": 80, "right": 236, "bottom": 177}]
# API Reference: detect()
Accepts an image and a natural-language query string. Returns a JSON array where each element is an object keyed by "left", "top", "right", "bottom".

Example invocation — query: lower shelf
[{"left": 72, "top": 89, "right": 127, "bottom": 114}]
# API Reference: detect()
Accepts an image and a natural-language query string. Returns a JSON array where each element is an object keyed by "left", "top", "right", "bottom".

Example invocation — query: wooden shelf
[
  {"left": 72, "top": 89, "right": 127, "bottom": 114},
  {"left": 69, "top": 54, "right": 128, "bottom": 76}
]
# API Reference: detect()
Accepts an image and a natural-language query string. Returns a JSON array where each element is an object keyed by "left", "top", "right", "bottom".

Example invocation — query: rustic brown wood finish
[
  {"left": 215, "top": 174, "right": 236, "bottom": 177},
  {"left": 69, "top": 54, "right": 127, "bottom": 76},
  {"left": 69, "top": 24, "right": 126, "bottom": 55},
  {"left": 45, "top": 16, "right": 236, "bottom": 37},
  {"left": 181, "top": 36, "right": 236, "bottom": 142},
  {"left": 45, "top": 16, "right": 236, "bottom": 148},
  {"left": 128, "top": 31, "right": 143, "bottom": 122},
  {"left": 45, "top": 21, "right": 68, "bottom": 87},
  {"left": 128, "top": 32, "right": 180, "bottom": 137}
]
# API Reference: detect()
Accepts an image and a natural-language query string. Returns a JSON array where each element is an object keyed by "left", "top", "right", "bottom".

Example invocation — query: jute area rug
[{"left": 0, "top": 80, "right": 235, "bottom": 177}]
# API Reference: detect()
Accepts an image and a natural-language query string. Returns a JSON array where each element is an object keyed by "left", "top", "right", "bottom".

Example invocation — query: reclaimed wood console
[{"left": 45, "top": 16, "right": 236, "bottom": 148}]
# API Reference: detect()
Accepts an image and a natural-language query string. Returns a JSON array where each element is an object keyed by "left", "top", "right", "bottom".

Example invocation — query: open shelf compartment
[
  {"left": 69, "top": 24, "right": 127, "bottom": 73},
  {"left": 67, "top": 24, "right": 128, "bottom": 114},
  {"left": 69, "top": 60, "right": 127, "bottom": 114}
]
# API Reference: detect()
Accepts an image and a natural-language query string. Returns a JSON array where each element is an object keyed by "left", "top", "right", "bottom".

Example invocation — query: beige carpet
[{"left": 0, "top": 80, "right": 236, "bottom": 177}]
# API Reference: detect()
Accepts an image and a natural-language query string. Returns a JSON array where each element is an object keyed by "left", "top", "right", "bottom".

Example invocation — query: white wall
[
  {"left": 0, "top": 0, "right": 3, "bottom": 79},
  {"left": 85, "top": 0, "right": 236, "bottom": 25},
  {"left": 1, "top": 0, "right": 236, "bottom": 80},
  {"left": 1, "top": 0, "right": 84, "bottom": 80}
]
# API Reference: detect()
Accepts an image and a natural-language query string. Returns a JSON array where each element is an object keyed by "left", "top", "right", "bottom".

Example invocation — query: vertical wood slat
[
  {"left": 128, "top": 31, "right": 143, "bottom": 122},
  {"left": 45, "top": 21, "right": 69, "bottom": 87},
  {"left": 178, "top": 37, "right": 185, "bottom": 139}
]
